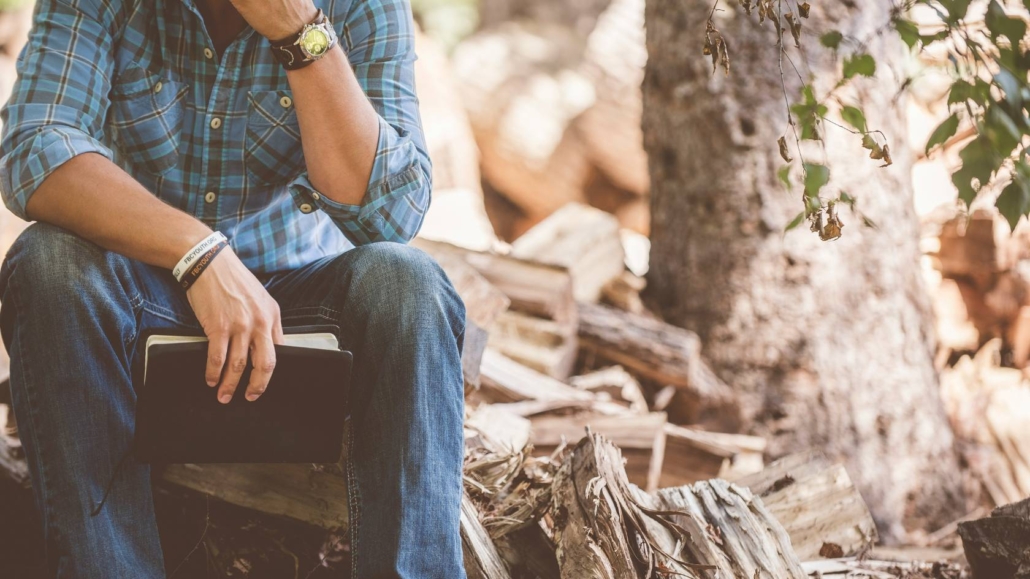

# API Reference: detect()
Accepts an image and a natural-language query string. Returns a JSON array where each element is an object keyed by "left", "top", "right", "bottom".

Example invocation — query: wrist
[
  {"left": 266, "top": 4, "right": 320, "bottom": 42},
  {"left": 173, "top": 231, "right": 228, "bottom": 283}
]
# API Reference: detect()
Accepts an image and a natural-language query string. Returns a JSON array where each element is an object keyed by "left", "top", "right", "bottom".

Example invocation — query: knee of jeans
[
  {"left": 346, "top": 243, "right": 466, "bottom": 336},
  {"left": 1, "top": 222, "right": 123, "bottom": 301}
]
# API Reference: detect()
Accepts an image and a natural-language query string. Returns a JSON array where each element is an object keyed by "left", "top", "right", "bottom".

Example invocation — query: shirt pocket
[
  {"left": 109, "top": 66, "right": 188, "bottom": 176},
  {"left": 245, "top": 90, "right": 305, "bottom": 185}
]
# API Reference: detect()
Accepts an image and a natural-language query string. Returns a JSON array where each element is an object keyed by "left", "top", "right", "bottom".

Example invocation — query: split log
[
  {"left": 959, "top": 498, "right": 1030, "bottom": 579},
  {"left": 655, "top": 481, "right": 808, "bottom": 578},
  {"left": 488, "top": 310, "right": 578, "bottom": 380},
  {"left": 734, "top": 452, "right": 878, "bottom": 560},
  {"left": 415, "top": 239, "right": 577, "bottom": 327},
  {"left": 569, "top": 365, "right": 648, "bottom": 413},
  {"left": 577, "top": 302, "right": 740, "bottom": 429},
  {"left": 548, "top": 431, "right": 807, "bottom": 578},
  {"left": 600, "top": 271, "right": 649, "bottom": 316},
  {"left": 659, "top": 424, "right": 765, "bottom": 488},
  {"left": 461, "top": 492, "right": 513, "bottom": 579},
  {"left": 465, "top": 404, "right": 532, "bottom": 455},
  {"left": 510, "top": 203, "right": 626, "bottom": 303},
  {"left": 493, "top": 524, "right": 560, "bottom": 579},
  {"left": 529, "top": 412, "right": 666, "bottom": 491}
]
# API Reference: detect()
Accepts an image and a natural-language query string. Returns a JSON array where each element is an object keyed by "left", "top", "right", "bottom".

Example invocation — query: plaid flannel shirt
[{"left": 0, "top": 0, "right": 431, "bottom": 273}]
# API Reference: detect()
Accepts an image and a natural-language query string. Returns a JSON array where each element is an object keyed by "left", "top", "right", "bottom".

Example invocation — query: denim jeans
[{"left": 0, "top": 222, "right": 467, "bottom": 579}]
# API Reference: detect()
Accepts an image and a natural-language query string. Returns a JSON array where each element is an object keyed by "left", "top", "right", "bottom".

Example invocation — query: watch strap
[{"left": 269, "top": 9, "right": 337, "bottom": 71}]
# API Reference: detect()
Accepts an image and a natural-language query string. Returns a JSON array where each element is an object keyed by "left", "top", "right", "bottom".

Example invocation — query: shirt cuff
[
  {"left": 287, "top": 115, "right": 429, "bottom": 244},
  {"left": 0, "top": 127, "right": 115, "bottom": 221}
]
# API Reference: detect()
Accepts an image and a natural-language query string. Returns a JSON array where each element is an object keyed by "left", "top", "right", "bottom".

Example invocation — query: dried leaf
[
  {"left": 819, "top": 201, "right": 844, "bottom": 241},
  {"left": 798, "top": 2, "right": 811, "bottom": 17},
  {"left": 704, "top": 20, "right": 730, "bottom": 75},
  {"left": 778, "top": 136, "right": 793, "bottom": 162},
  {"left": 739, "top": 0, "right": 753, "bottom": 15},
  {"left": 785, "top": 12, "right": 802, "bottom": 47}
]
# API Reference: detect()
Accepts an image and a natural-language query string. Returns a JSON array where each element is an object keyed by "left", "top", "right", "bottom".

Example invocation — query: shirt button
[
  {"left": 311, "top": 192, "right": 321, "bottom": 201},
  {"left": 210, "top": 117, "right": 222, "bottom": 129},
  {"left": 299, "top": 203, "right": 314, "bottom": 214},
  {"left": 279, "top": 96, "right": 292, "bottom": 108},
  {"left": 204, "top": 191, "right": 217, "bottom": 203},
  {"left": 153, "top": 81, "right": 163, "bottom": 94},
  {"left": 204, "top": 47, "right": 214, "bottom": 59}
]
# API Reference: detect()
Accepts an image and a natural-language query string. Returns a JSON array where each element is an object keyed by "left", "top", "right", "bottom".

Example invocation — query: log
[
  {"left": 475, "top": 349, "right": 630, "bottom": 417},
  {"left": 655, "top": 480, "right": 808, "bottom": 578},
  {"left": 461, "top": 492, "right": 513, "bottom": 579},
  {"left": 659, "top": 423, "right": 765, "bottom": 488},
  {"left": 569, "top": 365, "right": 648, "bottom": 413},
  {"left": 576, "top": 302, "right": 740, "bottom": 429},
  {"left": 488, "top": 310, "right": 578, "bottom": 380},
  {"left": 529, "top": 412, "right": 666, "bottom": 491},
  {"left": 414, "top": 239, "right": 577, "bottom": 327},
  {"left": 547, "top": 432, "right": 700, "bottom": 578},
  {"left": 548, "top": 431, "right": 806, "bottom": 578},
  {"left": 959, "top": 498, "right": 1030, "bottom": 579},
  {"left": 510, "top": 203, "right": 626, "bottom": 303},
  {"left": 161, "top": 463, "right": 349, "bottom": 530},
  {"left": 734, "top": 452, "right": 878, "bottom": 560},
  {"left": 465, "top": 404, "right": 532, "bottom": 455}
]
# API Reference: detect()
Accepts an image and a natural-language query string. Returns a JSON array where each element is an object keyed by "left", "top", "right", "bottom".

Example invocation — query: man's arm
[
  {"left": 232, "top": 0, "right": 432, "bottom": 246},
  {"left": 0, "top": 0, "right": 282, "bottom": 403}
]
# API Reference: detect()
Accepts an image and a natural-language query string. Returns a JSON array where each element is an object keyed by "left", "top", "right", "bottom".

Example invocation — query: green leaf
[
  {"left": 953, "top": 137, "right": 998, "bottom": 206},
  {"left": 894, "top": 19, "right": 920, "bottom": 49},
  {"left": 995, "top": 177, "right": 1030, "bottom": 230},
  {"left": 820, "top": 31, "right": 844, "bottom": 50},
  {"left": 785, "top": 211, "right": 806, "bottom": 232},
  {"left": 942, "top": 0, "right": 973, "bottom": 23},
  {"left": 803, "top": 163, "right": 830, "bottom": 198},
  {"left": 986, "top": 0, "right": 1028, "bottom": 43},
  {"left": 985, "top": 105, "right": 1023, "bottom": 156},
  {"left": 839, "top": 191, "right": 855, "bottom": 206},
  {"left": 843, "top": 54, "right": 876, "bottom": 79},
  {"left": 949, "top": 79, "right": 992, "bottom": 106},
  {"left": 778, "top": 165, "right": 792, "bottom": 190},
  {"left": 841, "top": 105, "right": 867, "bottom": 132},
  {"left": 925, "top": 113, "right": 960, "bottom": 156}
]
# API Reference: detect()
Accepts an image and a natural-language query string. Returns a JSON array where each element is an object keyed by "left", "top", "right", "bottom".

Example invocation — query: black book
[{"left": 134, "top": 326, "right": 352, "bottom": 464}]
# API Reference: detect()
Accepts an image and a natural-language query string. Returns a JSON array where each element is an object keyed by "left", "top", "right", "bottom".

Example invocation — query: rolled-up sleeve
[
  {"left": 289, "top": 0, "right": 432, "bottom": 246},
  {"left": 0, "top": 0, "right": 115, "bottom": 221}
]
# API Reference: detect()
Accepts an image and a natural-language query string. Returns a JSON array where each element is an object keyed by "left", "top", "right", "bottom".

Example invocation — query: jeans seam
[
  {"left": 279, "top": 305, "right": 343, "bottom": 323},
  {"left": 8, "top": 279, "right": 58, "bottom": 561},
  {"left": 345, "top": 419, "right": 361, "bottom": 579},
  {"left": 139, "top": 298, "right": 199, "bottom": 328}
]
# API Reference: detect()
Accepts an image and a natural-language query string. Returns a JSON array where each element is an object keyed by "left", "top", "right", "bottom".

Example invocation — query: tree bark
[{"left": 641, "top": 0, "right": 964, "bottom": 537}]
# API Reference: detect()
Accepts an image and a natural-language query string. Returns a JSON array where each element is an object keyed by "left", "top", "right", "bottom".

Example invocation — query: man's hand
[
  {"left": 186, "top": 249, "right": 285, "bottom": 403},
  {"left": 228, "top": 0, "right": 319, "bottom": 41}
]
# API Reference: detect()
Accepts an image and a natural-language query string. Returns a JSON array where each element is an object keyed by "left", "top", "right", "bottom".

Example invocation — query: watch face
[{"left": 300, "top": 28, "right": 330, "bottom": 57}]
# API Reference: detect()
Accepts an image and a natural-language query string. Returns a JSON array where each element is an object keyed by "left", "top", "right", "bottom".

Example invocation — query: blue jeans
[{"left": 0, "top": 222, "right": 467, "bottom": 579}]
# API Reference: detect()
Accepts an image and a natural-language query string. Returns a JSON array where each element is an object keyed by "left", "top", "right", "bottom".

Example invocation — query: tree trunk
[{"left": 642, "top": 0, "right": 964, "bottom": 538}]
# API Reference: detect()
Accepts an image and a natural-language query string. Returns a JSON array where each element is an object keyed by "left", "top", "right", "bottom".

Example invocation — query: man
[{"left": 0, "top": 0, "right": 467, "bottom": 577}]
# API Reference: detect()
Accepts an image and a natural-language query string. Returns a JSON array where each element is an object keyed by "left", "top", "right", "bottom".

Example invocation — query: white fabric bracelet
[{"left": 172, "top": 232, "right": 228, "bottom": 282}]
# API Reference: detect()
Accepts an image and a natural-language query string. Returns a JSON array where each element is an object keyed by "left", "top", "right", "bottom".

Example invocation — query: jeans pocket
[
  {"left": 109, "top": 65, "right": 187, "bottom": 176},
  {"left": 244, "top": 89, "right": 305, "bottom": 185}
]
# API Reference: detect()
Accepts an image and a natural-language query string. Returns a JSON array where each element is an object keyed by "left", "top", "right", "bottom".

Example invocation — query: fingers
[
  {"left": 245, "top": 331, "right": 276, "bottom": 401},
  {"left": 206, "top": 333, "right": 229, "bottom": 387},
  {"left": 216, "top": 331, "right": 251, "bottom": 404}
]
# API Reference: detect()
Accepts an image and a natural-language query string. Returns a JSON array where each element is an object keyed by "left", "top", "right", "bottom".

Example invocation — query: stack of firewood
[{"left": 0, "top": 201, "right": 907, "bottom": 577}]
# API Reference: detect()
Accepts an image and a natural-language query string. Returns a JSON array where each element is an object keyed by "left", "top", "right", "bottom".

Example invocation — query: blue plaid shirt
[{"left": 0, "top": 0, "right": 431, "bottom": 273}]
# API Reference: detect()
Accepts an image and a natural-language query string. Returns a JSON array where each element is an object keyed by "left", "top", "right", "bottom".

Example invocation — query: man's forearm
[
  {"left": 25, "top": 153, "right": 212, "bottom": 269},
  {"left": 286, "top": 45, "right": 380, "bottom": 207}
]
